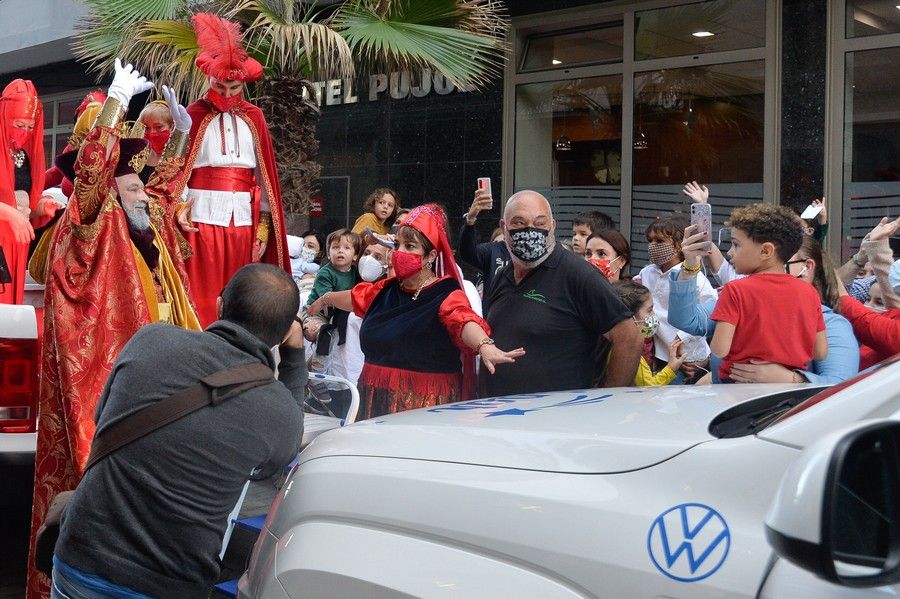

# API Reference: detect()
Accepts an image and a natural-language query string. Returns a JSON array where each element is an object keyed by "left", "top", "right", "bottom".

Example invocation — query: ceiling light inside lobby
[{"left": 692, "top": 31, "right": 715, "bottom": 37}]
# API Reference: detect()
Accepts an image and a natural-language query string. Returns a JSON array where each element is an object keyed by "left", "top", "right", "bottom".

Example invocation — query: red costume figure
[
  {"left": 176, "top": 13, "right": 289, "bottom": 326},
  {"left": 26, "top": 64, "right": 199, "bottom": 599},
  {"left": 0, "top": 79, "right": 52, "bottom": 304}
]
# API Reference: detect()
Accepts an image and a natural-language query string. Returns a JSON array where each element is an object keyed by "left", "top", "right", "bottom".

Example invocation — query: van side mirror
[{"left": 765, "top": 420, "right": 900, "bottom": 587}]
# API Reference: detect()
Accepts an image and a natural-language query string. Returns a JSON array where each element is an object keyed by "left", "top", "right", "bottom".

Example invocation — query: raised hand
[
  {"left": 467, "top": 189, "right": 493, "bottom": 222},
  {"left": 680, "top": 224, "right": 710, "bottom": 270},
  {"left": 866, "top": 216, "right": 900, "bottom": 242},
  {"left": 161, "top": 85, "right": 192, "bottom": 133},
  {"left": 682, "top": 180, "right": 709, "bottom": 203},
  {"left": 107, "top": 58, "right": 153, "bottom": 107},
  {"left": 810, "top": 198, "right": 827, "bottom": 225}
]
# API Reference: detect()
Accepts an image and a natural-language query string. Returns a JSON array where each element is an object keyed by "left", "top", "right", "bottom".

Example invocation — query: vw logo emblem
[{"left": 647, "top": 502, "right": 731, "bottom": 582}]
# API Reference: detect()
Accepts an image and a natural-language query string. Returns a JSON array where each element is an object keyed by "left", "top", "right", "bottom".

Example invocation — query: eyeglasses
[{"left": 785, "top": 259, "right": 807, "bottom": 267}]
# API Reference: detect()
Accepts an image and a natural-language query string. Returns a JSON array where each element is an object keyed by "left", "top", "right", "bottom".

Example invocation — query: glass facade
[
  {"left": 521, "top": 23, "right": 623, "bottom": 71},
  {"left": 40, "top": 89, "right": 89, "bottom": 167},
  {"left": 511, "top": 0, "right": 769, "bottom": 266},
  {"left": 313, "top": 73, "right": 503, "bottom": 239},
  {"left": 514, "top": 76, "right": 624, "bottom": 228},
  {"left": 631, "top": 61, "right": 765, "bottom": 262},
  {"left": 840, "top": 48, "right": 900, "bottom": 257},
  {"left": 635, "top": 0, "right": 766, "bottom": 60},
  {"left": 846, "top": 0, "right": 900, "bottom": 37}
]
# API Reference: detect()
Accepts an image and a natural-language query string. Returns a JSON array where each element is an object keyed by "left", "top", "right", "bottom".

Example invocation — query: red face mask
[
  {"left": 144, "top": 130, "right": 170, "bottom": 155},
  {"left": 205, "top": 89, "right": 244, "bottom": 113},
  {"left": 391, "top": 250, "right": 423, "bottom": 280},
  {"left": 8, "top": 126, "right": 31, "bottom": 151},
  {"left": 587, "top": 257, "right": 614, "bottom": 279}
]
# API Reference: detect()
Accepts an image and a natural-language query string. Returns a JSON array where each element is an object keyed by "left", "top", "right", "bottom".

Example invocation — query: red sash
[{"left": 188, "top": 166, "right": 254, "bottom": 193}]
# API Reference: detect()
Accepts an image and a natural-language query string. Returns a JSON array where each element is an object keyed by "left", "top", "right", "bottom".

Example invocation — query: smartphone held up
[
  {"left": 477, "top": 177, "right": 493, "bottom": 210},
  {"left": 690, "top": 203, "right": 712, "bottom": 252}
]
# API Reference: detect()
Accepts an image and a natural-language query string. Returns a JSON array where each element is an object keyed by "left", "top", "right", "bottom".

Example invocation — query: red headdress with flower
[
  {"left": 192, "top": 13, "right": 263, "bottom": 83},
  {"left": 402, "top": 203, "right": 465, "bottom": 286},
  {"left": 0, "top": 79, "right": 45, "bottom": 210}
]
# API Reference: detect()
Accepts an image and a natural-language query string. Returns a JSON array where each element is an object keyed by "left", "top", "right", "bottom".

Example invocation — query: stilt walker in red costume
[
  {"left": 0, "top": 80, "right": 59, "bottom": 303},
  {"left": 175, "top": 13, "right": 290, "bottom": 326}
]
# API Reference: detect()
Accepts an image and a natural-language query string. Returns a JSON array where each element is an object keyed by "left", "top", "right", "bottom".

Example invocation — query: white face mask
[
  {"left": 299, "top": 246, "right": 318, "bottom": 263},
  {"left": 358, "top": 254, "right": 387, "bottom": 282}
]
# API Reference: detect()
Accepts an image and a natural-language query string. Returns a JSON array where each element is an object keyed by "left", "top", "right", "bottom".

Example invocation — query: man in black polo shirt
[{"left": 481, "top": 190, "right": 642, "bottom": 397}]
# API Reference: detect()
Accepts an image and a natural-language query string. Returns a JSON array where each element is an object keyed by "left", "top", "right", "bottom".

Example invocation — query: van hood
[{"left": 301, "top": 384, "right": 798, "bottom": 473}]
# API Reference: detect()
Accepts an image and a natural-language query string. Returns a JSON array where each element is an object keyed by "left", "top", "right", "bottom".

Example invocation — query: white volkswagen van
[{"left": 239, "top": 358, "right": 900, "bottom": 598}]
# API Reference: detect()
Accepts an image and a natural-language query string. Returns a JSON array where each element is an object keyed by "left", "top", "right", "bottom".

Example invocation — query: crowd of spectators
[{"left": 295, "top": 181, "right": 900, "bottom": 420}]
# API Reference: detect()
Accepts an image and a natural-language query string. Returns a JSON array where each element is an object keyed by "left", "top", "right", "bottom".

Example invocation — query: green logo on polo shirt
[{"left": 523, "top": 289, "right": 547, "bottom": 304}]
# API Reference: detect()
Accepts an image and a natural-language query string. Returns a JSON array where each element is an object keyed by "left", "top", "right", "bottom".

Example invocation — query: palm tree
[{"left": 73, "top": 0, "right": 509, "bottom": 216}]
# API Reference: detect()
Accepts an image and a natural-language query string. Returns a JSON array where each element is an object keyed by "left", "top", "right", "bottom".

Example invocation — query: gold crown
[{"left": 129, "top": 145, "right": 151, "bottom": 173}]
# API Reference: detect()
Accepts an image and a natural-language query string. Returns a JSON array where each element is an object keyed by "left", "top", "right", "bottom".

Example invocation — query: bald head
[
  {"left": 503, "top": 190, "right": 552, "bottom": 221},
  {"left": 501, "top": 190, "right": 556, "bottom": 267}
]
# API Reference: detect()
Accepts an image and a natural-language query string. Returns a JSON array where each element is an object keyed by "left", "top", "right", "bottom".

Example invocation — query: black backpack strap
[{"left": 85, "top": 362, "right": 274, "bottom": 470}]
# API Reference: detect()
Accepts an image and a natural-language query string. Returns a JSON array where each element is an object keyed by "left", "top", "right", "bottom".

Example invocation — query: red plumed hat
[{"left": 192, "top": 13, "right": 263, "bottom": 83}]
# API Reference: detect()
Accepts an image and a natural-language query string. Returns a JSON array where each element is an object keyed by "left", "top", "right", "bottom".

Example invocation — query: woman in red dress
[
  {"left": 0, "top": 79, "right": 56, "bottom": 303},
  {"left": 310, "top": 204, "right": 524, "bottom": 418}
]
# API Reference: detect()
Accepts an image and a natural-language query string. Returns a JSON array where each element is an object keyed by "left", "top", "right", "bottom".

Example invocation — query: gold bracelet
[
  {"left": 93, "top": 97, "right": 125, "bottom": 130},
  {"left": 681, "top": 260, "right": 702, "bottom": 273},
  {"left": 161, "top": 129, "right": 190, "bottom": 161},
  {"left": 256, "top": 211, "right": 272, "bottom": 243},
  {"left": 476, "top": 337, "right": 495, "bottom": 352}
]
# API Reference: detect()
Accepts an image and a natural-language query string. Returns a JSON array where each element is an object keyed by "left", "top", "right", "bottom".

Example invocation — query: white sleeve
[
  {"left": 696, "top": 272, "right": 719, "bottom": 302},
  {"left": 716, "top": 260, "right": 739, "bottom": 285}
]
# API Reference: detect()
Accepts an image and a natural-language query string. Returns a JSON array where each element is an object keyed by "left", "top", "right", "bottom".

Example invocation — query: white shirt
[
  {"left": 184, "top": 113, "right": 268, "bottom": 227},
  {"left": 637, "top": 263, "right": 718, "bottom": 362},
  {"left": 331, "top": 313, "right": 364, "bottom": 386}
]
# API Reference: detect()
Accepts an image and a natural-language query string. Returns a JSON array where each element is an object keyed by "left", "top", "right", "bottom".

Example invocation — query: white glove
[
  {"left": 161, "top": 85, "right": 192, "bottom": 133},
  {"left": 107, "top": 58, "right": 153, "bottom": 107}
]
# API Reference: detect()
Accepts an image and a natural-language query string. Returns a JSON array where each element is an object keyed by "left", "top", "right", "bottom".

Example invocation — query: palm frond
[
  {"left": 131, "top": 19, "right": 206, "bottom": 101},
  {"left": 72, "top": 0, "right": 187, "bottom": 74},
  {"left": 233, "top": 0, "right": 355, "bottom": 79},
  {"left": 332, "top": 0, "right": 508, "bottom": 90}
]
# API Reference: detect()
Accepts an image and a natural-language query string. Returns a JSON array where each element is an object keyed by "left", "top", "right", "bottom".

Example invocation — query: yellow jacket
[{"left": 633, "top": 357, "right": 677, "bottom": 386}]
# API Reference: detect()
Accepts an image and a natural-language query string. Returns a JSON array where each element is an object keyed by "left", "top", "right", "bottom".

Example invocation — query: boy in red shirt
[{"left": 711, "top": 204, "right": 827, "bottom": 382}]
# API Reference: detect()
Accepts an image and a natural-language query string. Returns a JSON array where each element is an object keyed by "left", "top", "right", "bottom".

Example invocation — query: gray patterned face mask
[
  {"left": 507, "top": 227, "right": 550, "bottom": 263},
  {"left": 299, "top": 246, "right": 318, "bottom": 263}
]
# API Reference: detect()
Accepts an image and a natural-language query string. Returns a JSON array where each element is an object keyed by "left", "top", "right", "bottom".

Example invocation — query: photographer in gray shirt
[{"left": 52, "top": 263, "right": 306, "bottom": 599}]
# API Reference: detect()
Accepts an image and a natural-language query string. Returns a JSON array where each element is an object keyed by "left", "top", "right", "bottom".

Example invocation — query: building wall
[
  {"left": 312, "top": 73, "right": 504, "bottom": 242},
  {"left": 0, "top": 0, "right": 86, "bottom": 76}
]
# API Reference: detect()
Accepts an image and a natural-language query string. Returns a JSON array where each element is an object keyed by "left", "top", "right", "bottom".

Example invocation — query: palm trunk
[{"left": 253, "top": 76, "right": 321, "bottom": 232}]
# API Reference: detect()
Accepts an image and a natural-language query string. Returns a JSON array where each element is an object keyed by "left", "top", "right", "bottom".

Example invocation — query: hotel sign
[{"left": 304, "top": 69, "right": 475, "bottom": 107}]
